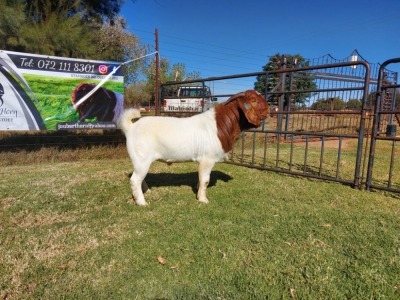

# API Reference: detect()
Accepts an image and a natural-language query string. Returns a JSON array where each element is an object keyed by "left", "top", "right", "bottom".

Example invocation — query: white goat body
[
  {"left": 120, "top": 109, "right": 226, "bottom": 164},
  {"left": 120, "top": 90, "right": 269, "bottom": 205}
]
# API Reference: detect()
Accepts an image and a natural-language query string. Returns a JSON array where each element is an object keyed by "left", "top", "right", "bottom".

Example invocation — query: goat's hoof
[
  {"left": 198, "top": 198, "right": 209, "bottom": 204},
  {"left": 131, "top": 195, "right": 148, "bottom": 206}
]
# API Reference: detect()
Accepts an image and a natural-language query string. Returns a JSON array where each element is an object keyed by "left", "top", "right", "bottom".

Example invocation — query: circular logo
[{"left": 98, "top": 65, "right": 109, "bottom": 75}]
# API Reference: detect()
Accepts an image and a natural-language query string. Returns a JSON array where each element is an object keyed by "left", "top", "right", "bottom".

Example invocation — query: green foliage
[
  {"left": 124, "top": 81, "right": 152, "bottom": 107},
  {"left": 0, "top": 0, "right": 193, "bottom": 108},
  {"left": 0, "top": 0, "right": 148, "bottom": 78},
  {"left": 346, "top": 98, "right": 362, "bottom": 110},
  {"left": 92, "top": 16, "right": 150, "bottom": 85},
  {"left": 0, "top": 0, "right": 27, "bottom": 51},
  {"left": 142, "top": 59, "right": 199, "bottom": 106},
  {"left": 149, "top": 60, "right": 200, "bottom": 84},
  {"left": 1, "top": 0, "right": 97, "bottom": 57},
  {"left": 21, "top": 13, "right": 96, "bottom": 57},
  {"left": 24, "top": 0, "right": 123, "bottom": 24},
  {"left": 311, "top": 97, "right": 346, "bottom": 110},
  {"left": 254, "top": 53, "right": 317, "bottom": 106}
]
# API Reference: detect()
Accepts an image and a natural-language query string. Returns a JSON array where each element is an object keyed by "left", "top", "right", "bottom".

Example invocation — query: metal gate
[
  {"left": 228, "top": 60, "right": 372, "bottom": 189},
  {"left": 159, "top": 55, "right": 399, "bottom": 193},
  {"left": 366, "top": 58, "right": 400, "bottom": 192}
]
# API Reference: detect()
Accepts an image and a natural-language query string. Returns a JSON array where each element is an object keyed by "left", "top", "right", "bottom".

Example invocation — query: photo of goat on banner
[{"left": 0, "top": 50, "right": 124, "bottom": 131}]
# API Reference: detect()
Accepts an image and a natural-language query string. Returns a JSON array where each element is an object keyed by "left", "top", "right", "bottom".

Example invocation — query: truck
[{"left": 162, "top": 86, "right": 217, "bottom": 113}]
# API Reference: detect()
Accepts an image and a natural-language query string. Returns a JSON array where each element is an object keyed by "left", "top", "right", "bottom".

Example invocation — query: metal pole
[
  {"left": 277, "top": 55, "right": 286, "bottom": 135},
  {"left": 389, "top": 72, "right": 398, "bottom": 124},
  {"left": 285, "top": 58, "right": 295, "bottom": 138},
  {"left": 366, "top": 58, "right": 400, "bottom": 190},
  {"left": 202, "top": 81, "right": 206, "bottom": 112},
  {"left": 154, "top": 28, "right": 160, "bottom": 116}
]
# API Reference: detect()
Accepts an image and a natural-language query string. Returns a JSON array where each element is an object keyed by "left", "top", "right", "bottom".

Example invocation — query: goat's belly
[{"left": 154, "top": 144, "right": 226, "bottom": 163}]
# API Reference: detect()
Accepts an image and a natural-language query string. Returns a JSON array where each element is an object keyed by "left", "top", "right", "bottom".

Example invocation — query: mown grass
[
  {"left": 230, "top": 132, "right": 400, "bottom": 191},
  {"left": 369, "top": 139, "right": 400, "bottom": 189},
  {"left": 230, "top": 135, "right": 362, "bottom": 183},
  {"left": 1, "top": 146, "right": 399, "bottom": 299}
]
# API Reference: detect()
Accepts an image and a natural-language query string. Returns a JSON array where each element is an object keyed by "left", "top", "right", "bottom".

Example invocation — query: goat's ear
[{"left": 237, "top": 91, "right": 262, "bottom": 127}]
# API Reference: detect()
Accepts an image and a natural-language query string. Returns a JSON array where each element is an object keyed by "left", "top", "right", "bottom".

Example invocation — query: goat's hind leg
[
  {"left": 130, "top": 160, "right": 152, "bottom": 206},
  {"left": 142, "top": 180, "right": 150, "bottom": 193}
]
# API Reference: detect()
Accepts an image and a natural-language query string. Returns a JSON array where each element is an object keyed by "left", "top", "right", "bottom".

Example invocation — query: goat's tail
[{"left": 118, "top": 108, "right": 141, "bottom": 133}]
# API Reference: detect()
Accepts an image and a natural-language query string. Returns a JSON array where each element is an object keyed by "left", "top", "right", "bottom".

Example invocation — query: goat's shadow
[{"left": 127, "top": 171, "right": 233, "bottom": 194}]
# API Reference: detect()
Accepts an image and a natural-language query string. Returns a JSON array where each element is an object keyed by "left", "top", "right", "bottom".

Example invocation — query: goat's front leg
[{"left": 197, "top": 160, "right": 215, "bottom": 204}]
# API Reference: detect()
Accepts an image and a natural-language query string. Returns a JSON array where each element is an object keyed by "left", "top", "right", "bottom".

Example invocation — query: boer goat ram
[{"left": 119, "top": 90, "right": 269, "bottom": 205}]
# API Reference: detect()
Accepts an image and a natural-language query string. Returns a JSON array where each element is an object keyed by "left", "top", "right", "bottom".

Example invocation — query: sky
[{"left": 120, "top": 0, "right": 400, "bottom": 94}]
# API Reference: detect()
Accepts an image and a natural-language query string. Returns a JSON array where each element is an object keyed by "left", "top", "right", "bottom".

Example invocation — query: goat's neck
[{"left": 215, "top": 102, "right": 246, "bottom": 153}]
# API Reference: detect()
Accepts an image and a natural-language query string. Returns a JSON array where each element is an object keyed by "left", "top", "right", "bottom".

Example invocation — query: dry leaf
[
  {"left": 289, "top": 288, "right": 296, "bottom": 300},
  {"left": 157, "top": 256, "right": 166, "bottom": 265},
  {"left": 218, "top": 249, "right": 227, "bottom": 259},
  {"left": 322, "top": 224, "right": 332, "bottom": 227}
]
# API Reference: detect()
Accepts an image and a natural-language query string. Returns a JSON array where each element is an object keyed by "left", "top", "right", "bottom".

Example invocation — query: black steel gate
[
  {"left": 228, "top": 60, "right": 372, "bottom": 189},
  {"left": 159, "top": 55, "right": 399, "bottom": 194},
  {"left": 366, "top": 58, "right": 400, "bottom": 192}
]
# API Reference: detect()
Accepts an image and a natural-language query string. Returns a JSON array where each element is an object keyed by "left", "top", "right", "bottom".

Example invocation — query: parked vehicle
[{"left": 162, "top": 86, "right": 217, "bottom": 112}]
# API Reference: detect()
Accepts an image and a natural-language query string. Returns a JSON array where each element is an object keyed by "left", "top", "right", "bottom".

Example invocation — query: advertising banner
[{"left": 0, "top": 50, "right": 124, "bottom": 130}]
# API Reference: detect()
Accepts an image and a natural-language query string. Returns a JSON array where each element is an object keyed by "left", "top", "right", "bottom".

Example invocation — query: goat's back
[{"left": 121, "top": 109, "right": 226, "bottom": 162}]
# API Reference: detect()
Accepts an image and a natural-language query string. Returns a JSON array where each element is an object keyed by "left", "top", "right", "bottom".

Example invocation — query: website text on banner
[{"left": 0, "top": 50, "right": 124, "bottom": 131}]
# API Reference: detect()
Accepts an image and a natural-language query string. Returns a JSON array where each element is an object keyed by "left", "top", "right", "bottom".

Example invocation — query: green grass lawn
[{"left": 1, "top": 148, "right": 399, "bottom": 299}]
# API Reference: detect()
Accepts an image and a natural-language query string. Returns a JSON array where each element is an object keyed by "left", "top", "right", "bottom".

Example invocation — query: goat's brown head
[
  {"left": 215, "top": 90, "right": 269, "bottom": 153},
  {"left": 226, "top": 90, "right": 269, "bottom": 128}
]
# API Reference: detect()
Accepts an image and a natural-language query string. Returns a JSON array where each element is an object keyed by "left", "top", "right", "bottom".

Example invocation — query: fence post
[
  {"left": 277, "top": 55, "right": 286, "bottom": 136},
  {"left": 366, "top": 58, "right": 400, "bottom": 190}
]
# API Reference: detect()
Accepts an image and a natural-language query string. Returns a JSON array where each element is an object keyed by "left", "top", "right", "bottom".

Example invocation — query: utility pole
[{"left": 154, "top": 28, "right": 160, "bottom": 115}]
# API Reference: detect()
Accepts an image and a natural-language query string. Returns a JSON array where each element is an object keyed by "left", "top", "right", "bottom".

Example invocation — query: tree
[
  {"left": 346, "top": 98, "right": 362, "bottom": 110},
  {"left": 1, "top": 0, "right": 98, "bottom": 56},
  {"left": 254, "top": 53, "right": 317, "bottom": 108},
  {"left": 1, "top": 0, "right": 149, "bottom": 87},
  {"left": 92, "top": 16, "right": 150, "bottom": 85},
  {"left": 311, "top": 97, "right": 346, "bottom": 111},
  {"left": 138, "top": 58, "right": 200, "bottom": 107},
  {"left": 24, "top": 0, "right": 123, "bottom": 24},
  {"left": 0, "top": 0, "right": 27, "bottom": 51},
  {"left": 124, "top": 82, "right": 151, "bottom": 107},
  {"left": 0, "top": 0, "right": 127, "bottom": 57},
  {"left": 1, "top": 0, "right": 195, "bottom": 107},
  {"left": 19, "top": 10, "right": 96, "bottom": 57}
]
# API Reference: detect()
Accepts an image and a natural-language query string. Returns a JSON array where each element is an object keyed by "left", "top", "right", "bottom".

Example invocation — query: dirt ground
[{"left": 295, "top": 138, "right": 357, "bottom": 150}]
